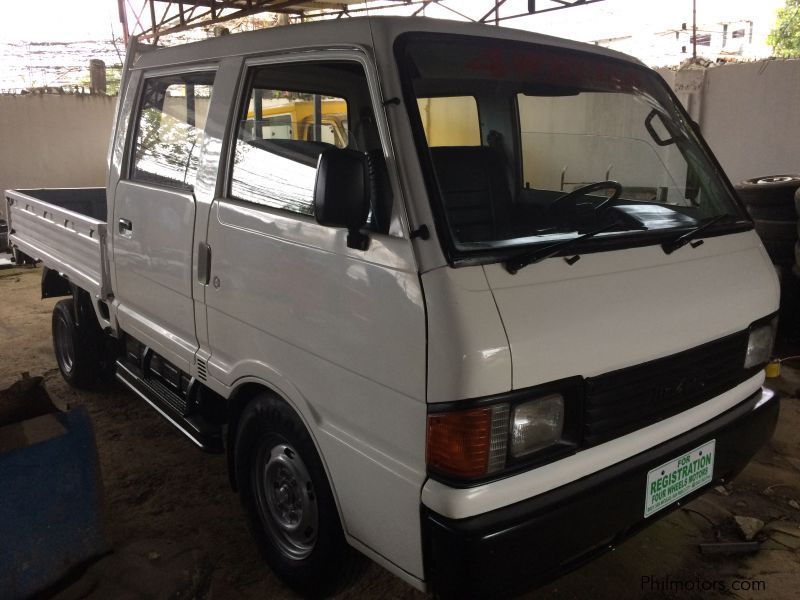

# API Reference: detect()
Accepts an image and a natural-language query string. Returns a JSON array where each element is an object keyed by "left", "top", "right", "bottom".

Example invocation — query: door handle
[
  {"left": 197, "top": 241, "right": 211, "bottom": 285},
  {"left": 118, "top": 218, "right": 133, "bottom": 238}
]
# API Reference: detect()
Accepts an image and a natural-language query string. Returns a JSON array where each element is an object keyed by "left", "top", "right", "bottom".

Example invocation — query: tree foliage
[{"left": 768, "top": 0, "right": 800, "bottom": 58}]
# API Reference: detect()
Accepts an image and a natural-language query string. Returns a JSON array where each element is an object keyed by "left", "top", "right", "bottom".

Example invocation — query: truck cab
[{"left": 5, "top": 16, "right": 779, "bottom": 599}]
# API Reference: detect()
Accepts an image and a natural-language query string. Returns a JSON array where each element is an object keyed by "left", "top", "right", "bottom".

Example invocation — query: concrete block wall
[{"left": 0, "top": 94, "right": 116, "bottom": 221}]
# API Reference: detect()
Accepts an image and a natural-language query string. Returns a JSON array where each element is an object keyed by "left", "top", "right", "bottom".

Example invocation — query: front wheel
[{"left": 234, "top": 394, "right": 359, "bottom": 597}]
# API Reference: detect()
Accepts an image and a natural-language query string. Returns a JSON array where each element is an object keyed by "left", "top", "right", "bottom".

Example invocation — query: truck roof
[{"left": 132, "top": 15, "right": 644, "bottom": 71}]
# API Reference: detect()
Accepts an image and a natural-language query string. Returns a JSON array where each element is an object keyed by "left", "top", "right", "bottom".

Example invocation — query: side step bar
[{"left": 116, "top": 361, "right": 224, "bottom": 453}]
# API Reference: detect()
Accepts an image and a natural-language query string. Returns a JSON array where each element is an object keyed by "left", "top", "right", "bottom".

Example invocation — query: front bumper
[{"left": 421, "top": 387, "right": 779, "bottom": 599}]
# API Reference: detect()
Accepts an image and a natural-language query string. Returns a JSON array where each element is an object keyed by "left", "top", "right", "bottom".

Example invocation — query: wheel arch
[
  {"left": 42, "top": 267, "right": 113, "bottom": 331},
  {"left": 225, "top": 378, "right": 331, "bottom": 503}
]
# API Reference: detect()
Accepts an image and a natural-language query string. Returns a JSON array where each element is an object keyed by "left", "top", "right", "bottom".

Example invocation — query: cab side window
[
  {"left": 229, "top": 61, "right": 390, "bottom": 230},
  {"left": 131, "top": 72, "right": 215, "bottom": 191}
]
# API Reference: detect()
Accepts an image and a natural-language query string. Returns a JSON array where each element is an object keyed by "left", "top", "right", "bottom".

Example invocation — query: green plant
[{"left": 768, "top": 0, "right": 800, "bottom": 58}]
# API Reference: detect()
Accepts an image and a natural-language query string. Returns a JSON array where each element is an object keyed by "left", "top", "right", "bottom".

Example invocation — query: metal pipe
[
  {"left": 313, "top": 94, "right": 322, "bottom": 143},
  {"left": 254, "top": 89, "right": 263, "bottom": 138},
  {"left": 117, "top": 0, "right": 130, "bottom": 44},
  {"left": 692, "top": 0, "right": 697, "bottom": 60}
]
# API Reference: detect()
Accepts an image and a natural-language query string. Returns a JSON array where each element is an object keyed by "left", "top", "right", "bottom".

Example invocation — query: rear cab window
[{"left": 131, "top": 72, "right": 215, "bottom": 190}]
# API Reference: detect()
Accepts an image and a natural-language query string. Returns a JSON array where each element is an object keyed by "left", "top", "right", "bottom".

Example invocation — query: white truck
[{"left": 5, "top": 17, "right": 780, "bottom": 599}]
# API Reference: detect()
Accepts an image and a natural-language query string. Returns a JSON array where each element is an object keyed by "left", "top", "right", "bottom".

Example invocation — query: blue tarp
[{"left": 0, "top": 407, "right": 109, "bottom": 599}]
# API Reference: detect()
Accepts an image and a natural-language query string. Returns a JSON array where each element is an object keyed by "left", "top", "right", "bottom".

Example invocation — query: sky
[
  {"left": 0, "top": 0, "right": 121, "bottom": 42},
  {"left": 0, "top": 0, "right": 789, "bottom": 89}
]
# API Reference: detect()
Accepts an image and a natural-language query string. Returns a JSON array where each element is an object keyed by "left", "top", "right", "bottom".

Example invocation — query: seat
[
  {"left": 248, "top": 138, "right": 335, "bottom": 167},
  {"left": 430, "top": 146, "right": 513, "bottom": 243}
]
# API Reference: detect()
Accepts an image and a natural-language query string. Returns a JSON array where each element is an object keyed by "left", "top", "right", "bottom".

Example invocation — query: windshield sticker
[{"left": 464, "top": 45, "right": 649, "bottom": 92}]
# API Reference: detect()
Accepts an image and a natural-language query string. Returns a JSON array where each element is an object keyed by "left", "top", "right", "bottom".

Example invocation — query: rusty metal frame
[{"left": 118, "top": 0, "right": 607, "bottom": 42}]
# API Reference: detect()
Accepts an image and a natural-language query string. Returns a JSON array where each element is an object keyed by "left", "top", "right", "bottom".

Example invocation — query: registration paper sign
[{"left": 644, "top": 440, "right": 715, "bottom": 518}]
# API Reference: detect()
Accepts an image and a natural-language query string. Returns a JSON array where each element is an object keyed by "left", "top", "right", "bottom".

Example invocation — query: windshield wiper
[
  {"left": 661, "top": 214, "right": 735, "bottom": 255},
  {"left": 504, "top": 222, "right": 626, "bottom": 274}
]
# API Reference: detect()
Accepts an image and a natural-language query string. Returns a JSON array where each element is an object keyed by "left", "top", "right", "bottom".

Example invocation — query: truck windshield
[{"left": 398, "top": 36, "right": 748, "bottom": 257}]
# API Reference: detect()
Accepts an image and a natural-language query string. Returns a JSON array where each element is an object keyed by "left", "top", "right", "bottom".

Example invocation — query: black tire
[
  {"left": 761, "top": 239, "right": 795, "bottom": 266},
  {"left": 736, "top": 175, "right": 800, "bottom": 221},
  {"left": 745, "top": 201, "right": 797, "bottom": 221},
  {"left": 52, "top": 298, "right": 102, "bottom": 388},
  {"left": 234, "top": 393, "right": 359, "bottom": 598},
  {"left": 736, "top": 174, "right": 800, "bottom": 202},
  {"left": 12, "top": 247, "right": 36, "bottom": 266},
  {"left": 0, "top": 219, "right": 8, "bottom": 253},
  {"left": 795, "top": 187, "right": 800, "bottom": 220},
  {"left": 779, "top": 266, "right": 800, "bottom": 341},
  {"left": 752, "top": 218, "right": 797, "bottom": 266},
  {"left": 795, "top": 241, "right": 800, "bottom": 268},
  {"left": 753, "top": 218, "right": 797, "bottom": 242}
]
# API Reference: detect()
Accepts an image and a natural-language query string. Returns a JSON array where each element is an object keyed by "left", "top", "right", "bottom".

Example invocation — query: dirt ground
[{"left": 2, "top": 264, "right": 800, "bottom": 600}]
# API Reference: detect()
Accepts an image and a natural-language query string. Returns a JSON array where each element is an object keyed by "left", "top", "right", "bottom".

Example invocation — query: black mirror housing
[{"left": 314, "top": 148, "right": 372, "bottom": 250}]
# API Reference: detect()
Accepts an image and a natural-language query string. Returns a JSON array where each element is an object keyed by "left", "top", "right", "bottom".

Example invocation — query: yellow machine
[{"left": 245, "top": 98, "right": 349, "bottom": 147}]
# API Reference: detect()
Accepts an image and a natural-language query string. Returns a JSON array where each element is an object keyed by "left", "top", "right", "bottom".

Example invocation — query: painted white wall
[
  {"left": 2, "top": 58, "right": 799, "bottom": 221},
  {"left": 659, "top": 59, "right": 800, "bottom": 184},
  {"left": 0, "top": 94, "right": 116, "bottom": 220},
  {"left": 518, "top": 91, "right": 687, "bottom": 200},
  {"left": 700, "top": 60, "right": 800, "bottom": 184}
]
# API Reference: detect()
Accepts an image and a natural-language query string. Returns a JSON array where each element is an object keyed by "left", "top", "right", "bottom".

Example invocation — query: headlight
[
  {"left": 744, "top": 320, "right": 776, "bottom": 369},
  {"left": 511, "top": 395, "right": 564, "bottom": 457}
]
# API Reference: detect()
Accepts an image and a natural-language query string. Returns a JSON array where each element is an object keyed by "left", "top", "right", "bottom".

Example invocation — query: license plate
[{"left": 644, "top": 440, "right": 715, "bottom": 518}]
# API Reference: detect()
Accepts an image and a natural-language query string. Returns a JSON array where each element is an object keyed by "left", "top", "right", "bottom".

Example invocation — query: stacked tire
[
  {"left": 736, "top": 175, "right": 800, "bottom": 266},
  {"left": 735, "top": 175, "right": 800, "bottom": 341}
]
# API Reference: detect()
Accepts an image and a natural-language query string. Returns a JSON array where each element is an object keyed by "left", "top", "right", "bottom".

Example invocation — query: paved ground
[{"left": 1, "top": 264, "right": 800, "bottom": 599}]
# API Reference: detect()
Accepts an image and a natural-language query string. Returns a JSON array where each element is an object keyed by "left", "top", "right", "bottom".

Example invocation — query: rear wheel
[
  {"left": 12, "top": 248, "right": 36, "bottom": 266},
  {"left": 52, "top": 298, "right": 102, "bottom": 388},
  {"left": 234, "top": 393, "right": 359, "bottom": 597}
]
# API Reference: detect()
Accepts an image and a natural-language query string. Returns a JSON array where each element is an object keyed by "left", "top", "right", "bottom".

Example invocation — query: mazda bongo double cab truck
[{"left": 5, "top": 16, "right": 780, "bottom": 599}]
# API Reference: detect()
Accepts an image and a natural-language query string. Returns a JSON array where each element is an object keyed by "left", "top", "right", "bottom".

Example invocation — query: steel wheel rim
[
  {"left": 55, "top": 314, "right": 75, "bottom": 374},
  {"left": 755, "top": 175, "right": 797, "bottom": 184},
  {"left": 253, "top": 441, "right": 318, "bottom": 561}
]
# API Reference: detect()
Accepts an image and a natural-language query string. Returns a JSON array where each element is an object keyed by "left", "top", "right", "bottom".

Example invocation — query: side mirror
[{"left": 314, "top": 148, "right": 372, "bottom": 250}]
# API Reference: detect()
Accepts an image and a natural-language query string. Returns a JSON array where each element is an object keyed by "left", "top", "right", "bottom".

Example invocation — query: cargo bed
[{"left": 5, "top": 188, "right": 110, "bottom": 298}]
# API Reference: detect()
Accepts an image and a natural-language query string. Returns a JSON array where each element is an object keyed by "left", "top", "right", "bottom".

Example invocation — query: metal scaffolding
[{"left": 117, "top": 0, "right": 607, "bottom": 42}]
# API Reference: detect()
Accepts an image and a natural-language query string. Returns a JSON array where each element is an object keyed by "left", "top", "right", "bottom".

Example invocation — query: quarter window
[{"left": 131, "top": 72, "right": 215, "bottom": 190}]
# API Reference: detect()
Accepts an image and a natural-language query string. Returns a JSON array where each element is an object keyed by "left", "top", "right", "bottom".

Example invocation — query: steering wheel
[{"left": 547, "top": 180, "right": 623, "bottom": 216}]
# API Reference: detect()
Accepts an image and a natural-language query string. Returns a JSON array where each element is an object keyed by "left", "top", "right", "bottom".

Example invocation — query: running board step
[{"left": 115, "top": 361, "right": 224, "bottom": 453}]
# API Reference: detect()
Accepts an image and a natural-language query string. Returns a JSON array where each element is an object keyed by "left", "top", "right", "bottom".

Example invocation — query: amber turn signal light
[{"left": 426, "top": 407, "right": 493, "bottom": 478}]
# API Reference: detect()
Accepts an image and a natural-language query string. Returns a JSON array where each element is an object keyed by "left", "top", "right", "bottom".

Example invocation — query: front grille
[{"left": 583, "top": 330, "right": 751, "bottom": 447}]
